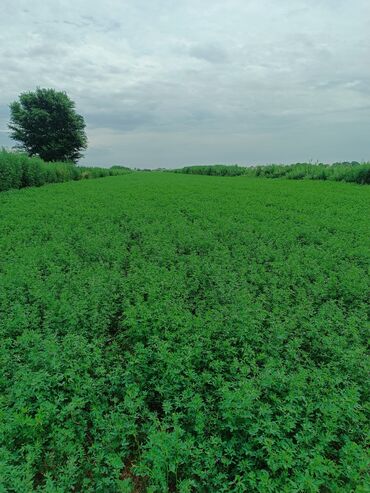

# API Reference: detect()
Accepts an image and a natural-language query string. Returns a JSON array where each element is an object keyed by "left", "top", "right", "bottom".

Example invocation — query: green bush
[
  {"left": 175, "top": 162, "right": 370, "bottom": 184},
  {"left": 0, "top": 150, "right": 132, "bottom": 192},
  {"left": 0, "top": 150, "right": 23, "bottom": 191},
  {"left": 177, "top": 164, "right": 247, "bottom": 176}
]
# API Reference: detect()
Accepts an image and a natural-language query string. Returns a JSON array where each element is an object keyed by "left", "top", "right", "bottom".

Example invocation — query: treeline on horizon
[
  {"left": 0, "top": 150, "right": 131, "bottom": 192},
  {"left": 2, "top": 150, "right": 370, "bottom": 193},
  {"left": 175, "top": 162, "right": 370, "bottom": 184}
]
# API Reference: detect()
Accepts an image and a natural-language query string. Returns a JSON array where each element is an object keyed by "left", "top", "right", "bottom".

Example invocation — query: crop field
[{"left": 0, "top": 173, "right": 369, "bottom": 492}]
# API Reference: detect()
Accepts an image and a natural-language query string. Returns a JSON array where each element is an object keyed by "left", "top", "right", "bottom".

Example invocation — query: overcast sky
[{"left": 1, "top": 0, "right": 369, "bottom": 168}]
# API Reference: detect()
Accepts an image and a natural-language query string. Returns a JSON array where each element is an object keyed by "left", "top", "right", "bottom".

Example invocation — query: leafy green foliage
[
  {"left": 0, "top": 150, "right": 131, "bottom": 192},
  {"left": 0, "top": 173, "right": 369, "bottom": 492},
  {"left": 8, "top": 88, "right": 87, "bottom": 162},
  {"left": 176, "top": 162, "right": 370, "bottom": 183},
  {"left": 176, "top": 164, "right": 247, "bottom": 176}
]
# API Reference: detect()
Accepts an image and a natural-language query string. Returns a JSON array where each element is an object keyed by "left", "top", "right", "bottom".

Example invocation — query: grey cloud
[
  {"left": 27, "top": 44, "right": 69, "bottom": 58},
  {"left": 86, "top": 111, "right": 156, "bottom": 132},
  {"left": 314, "top": 77, "right": 370, "bottom": 95},
  {"left": 0, "top": 104, "right": 10, "bottom": 126},
  {"left": 0, "top": 0, "right": 369, "bottom": 167},
  {"left": 188, "top": 43, "right": 230, "bottom": 64},
  {"left": 57, "top": 15, "right": 121, "bottom": 32}
]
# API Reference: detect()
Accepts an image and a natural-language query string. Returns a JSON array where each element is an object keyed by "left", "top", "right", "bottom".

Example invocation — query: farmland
[{"left": 0, "top": 173, "right": 369, "bottom": 492}]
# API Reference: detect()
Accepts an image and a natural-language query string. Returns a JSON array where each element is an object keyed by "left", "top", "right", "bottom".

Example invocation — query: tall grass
[
  {"left": 176, "top": 164, "right": 246, "bottom": 176},
  {"left": 0, "top": 150, "right": 131, "bottom": 192},
  {"left": 252, "top": 162, "right": 370, "bottom": 183},
  {"left": 175, "top": 162, "right": 370, "bottom": 184}
]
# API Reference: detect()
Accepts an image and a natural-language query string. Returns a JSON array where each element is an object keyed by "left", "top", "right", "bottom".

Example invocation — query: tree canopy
[{"left": 8, "top": 88, "right": 87, "bottom": 163}]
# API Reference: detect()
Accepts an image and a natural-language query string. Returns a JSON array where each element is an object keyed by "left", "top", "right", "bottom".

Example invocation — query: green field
[{"left": 0, "top": 173, "right": 369, "bottom": 492}]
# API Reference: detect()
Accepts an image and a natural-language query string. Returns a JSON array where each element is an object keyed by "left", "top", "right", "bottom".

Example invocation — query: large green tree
[{"left": 8, "top": 88, "right": 87, "bottom": 163}]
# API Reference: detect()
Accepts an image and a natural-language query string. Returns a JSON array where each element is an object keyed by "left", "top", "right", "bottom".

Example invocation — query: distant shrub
[
  {"left": 175, "top": 162, "right": 370, "bottom": 184},
  {"left": 0, "top": 150, "right": 132, "bottom": 192},
  {"left": 177, "top": 164, "right": 247, "bottom": 176}
]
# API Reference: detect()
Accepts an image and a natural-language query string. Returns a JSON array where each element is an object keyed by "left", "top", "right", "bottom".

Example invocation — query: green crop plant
[{"left": 0, "top": 173, "right": 368, "bottom": 492}]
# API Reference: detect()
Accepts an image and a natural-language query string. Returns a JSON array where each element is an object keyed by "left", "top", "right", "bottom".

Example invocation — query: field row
[{"left": 0, "top": 174, "right": 369, "bottom": 492}]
